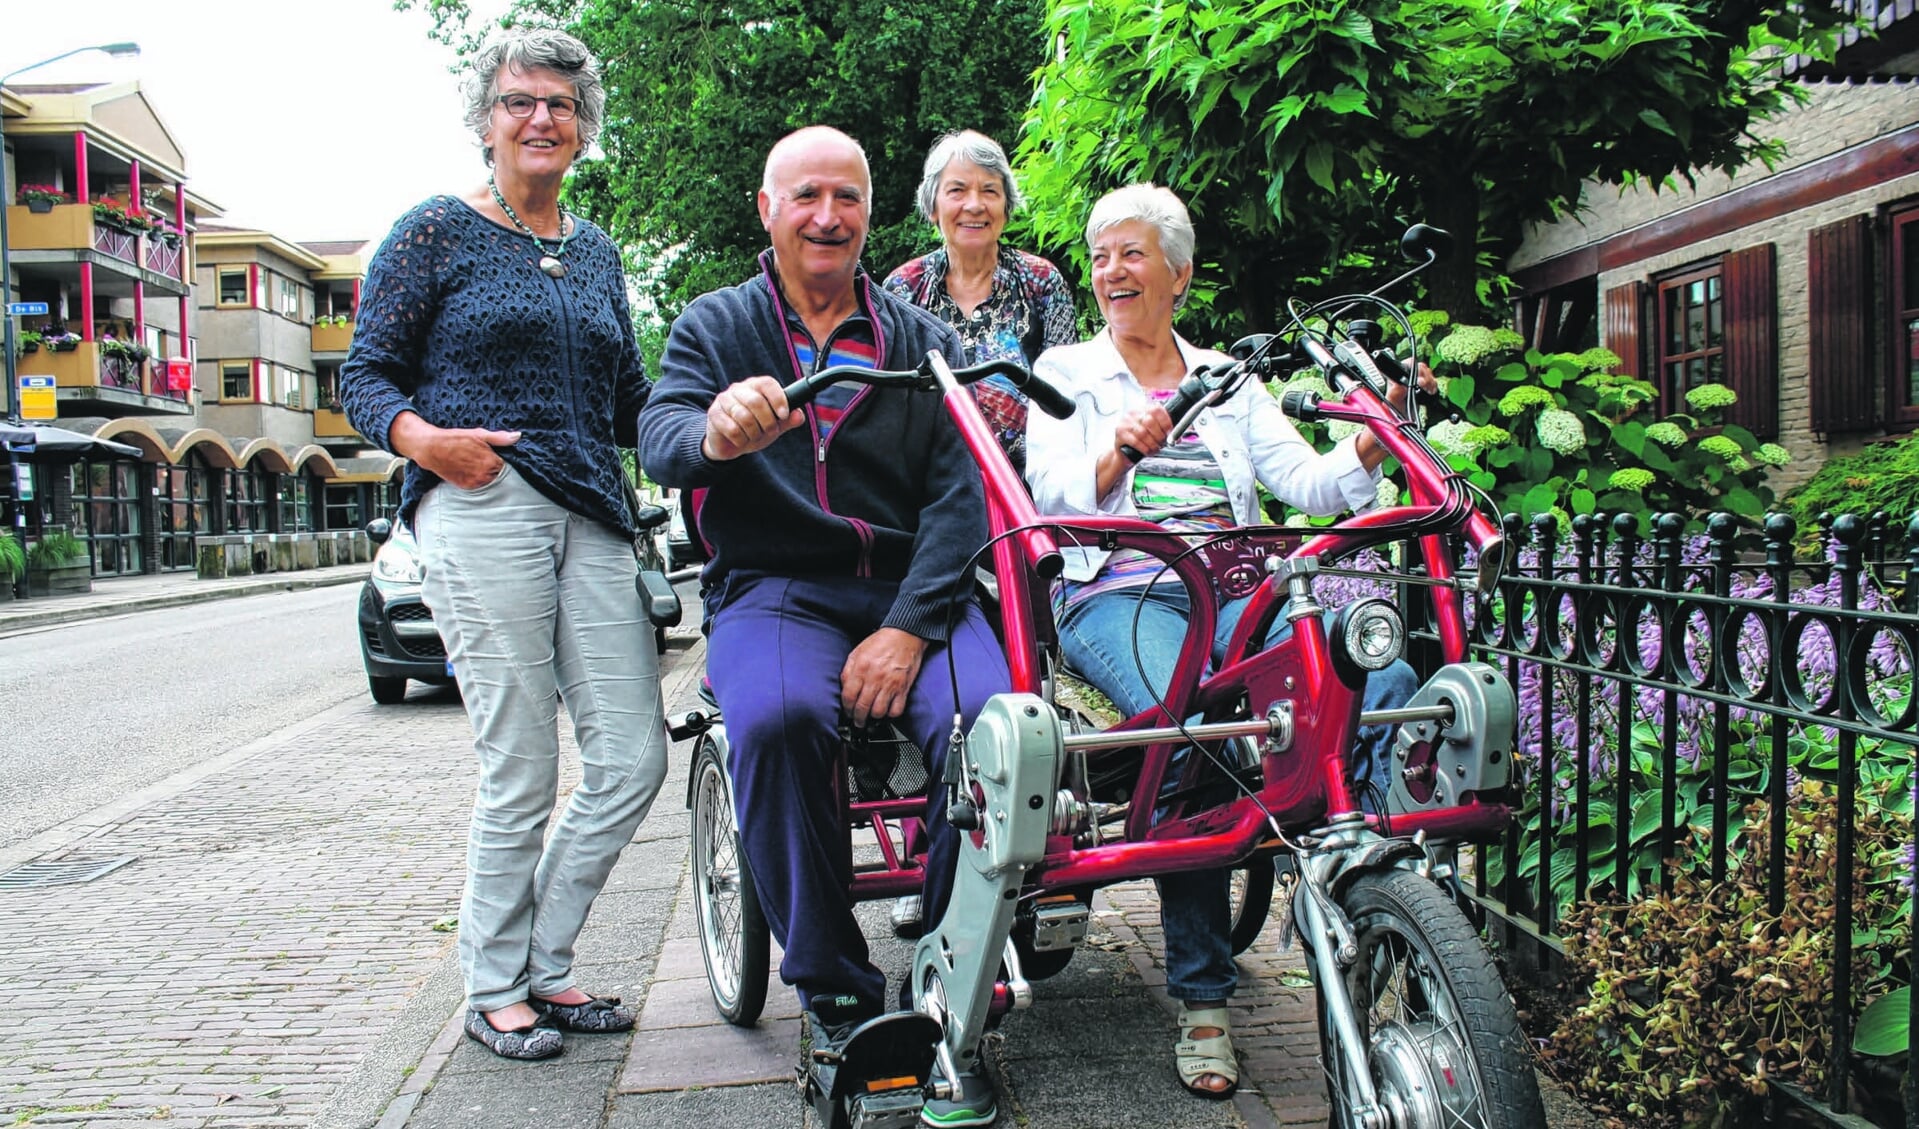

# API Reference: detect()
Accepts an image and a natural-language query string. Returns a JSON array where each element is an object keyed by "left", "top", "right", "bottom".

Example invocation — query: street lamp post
[{"left": 1, "top": 42, "right": 140, "bottom": 423}]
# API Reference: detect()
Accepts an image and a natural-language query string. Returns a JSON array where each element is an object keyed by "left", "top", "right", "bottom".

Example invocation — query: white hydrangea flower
[
  {"left": 1426, "top": 418, "right": 1473, "bottom": 458},
  {"left": 1375, "top": 478, "right": 1402, "bottom": 509},
  {"left": 1644, "top": 422, "right": 1688, "bottom": 447},
  {"left": 1536, "top": 409, "right": 1587, "bottom": 455}
]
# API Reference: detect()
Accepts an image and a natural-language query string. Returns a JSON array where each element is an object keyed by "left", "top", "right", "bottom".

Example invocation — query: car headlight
[
  {"left": 370, "top": 541, "right": 423, "bottom": 592},
  {"left": 1331, "top": 598, "right": 1405, "bottom": 685}
]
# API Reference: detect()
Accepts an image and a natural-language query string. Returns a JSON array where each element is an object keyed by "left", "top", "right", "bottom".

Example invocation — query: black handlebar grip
[
  {"left": 1120, "top": 373, "right": 1209, "bottom": 463},
  {"left": 779, "top": 376, "right": 820, "bottom": 411},
  {"left": 1281, "top": 389, "right": 1322, "bottom": 420},
  {"left": 1024, "top": 376, "right": 1077, "bottom": 421}
]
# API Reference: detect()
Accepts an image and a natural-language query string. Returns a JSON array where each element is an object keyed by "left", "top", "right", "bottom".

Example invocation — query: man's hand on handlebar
[
  {"left": 702, "top": 375, "right": 807, "bottom": 461},
  {"left": 840, "top": 627, "right": 927, "bottom": 727}
]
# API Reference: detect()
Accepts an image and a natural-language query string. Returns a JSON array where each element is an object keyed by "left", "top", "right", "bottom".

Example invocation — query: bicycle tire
[
  {"left": 691, "top": 735, "right": 769, "bottom": 1026},
  {"left": 1317, "top": 867, "right": 1543, "bottom": 1128}
]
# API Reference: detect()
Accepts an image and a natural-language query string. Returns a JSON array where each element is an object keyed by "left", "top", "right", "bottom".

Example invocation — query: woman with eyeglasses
[{"left": 340, "top": 28, "right": 667, "bottom": 1062}]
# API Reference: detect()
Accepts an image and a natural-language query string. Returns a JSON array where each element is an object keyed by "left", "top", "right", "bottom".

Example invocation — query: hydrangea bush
[{"left": 1410, "top": 316, "right": 1778, "bottom": 534}]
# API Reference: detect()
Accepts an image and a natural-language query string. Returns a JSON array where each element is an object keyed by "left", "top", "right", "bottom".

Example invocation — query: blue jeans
[{"left": 1057, "top": 582, "right": 1417, "bottom": 1000}]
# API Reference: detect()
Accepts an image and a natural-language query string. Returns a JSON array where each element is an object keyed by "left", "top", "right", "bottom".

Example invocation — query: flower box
[{"left": 17, "top": 184, "right": 68, "bottom": 213}]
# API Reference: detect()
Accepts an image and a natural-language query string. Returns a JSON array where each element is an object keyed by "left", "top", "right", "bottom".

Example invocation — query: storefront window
[{"left": 71, "top": 459, "right": 145, "bottom": 576}]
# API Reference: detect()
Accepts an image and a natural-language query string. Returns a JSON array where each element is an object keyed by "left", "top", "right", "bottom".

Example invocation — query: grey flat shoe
[
  {"left": 530, "top": 993, "right": 637, "bottom": 1033},
  {"left": 464, "top": 1009, "right": 564, "bottom": 1060}
]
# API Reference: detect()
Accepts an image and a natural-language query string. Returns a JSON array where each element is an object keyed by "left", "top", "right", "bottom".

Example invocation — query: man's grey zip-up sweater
[{"left": 638, "top": 253, "right": 983, "bottom": 642}]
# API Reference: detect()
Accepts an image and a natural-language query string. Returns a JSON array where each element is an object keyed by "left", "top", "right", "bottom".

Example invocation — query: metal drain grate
[{"left": 0, "top": 855, "right": 137, "bottom": 890}]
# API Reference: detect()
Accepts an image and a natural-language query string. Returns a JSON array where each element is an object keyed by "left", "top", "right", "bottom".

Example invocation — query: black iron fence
[{"left": 1449, "top": 509, "right": 1919, "bottom": 1126}]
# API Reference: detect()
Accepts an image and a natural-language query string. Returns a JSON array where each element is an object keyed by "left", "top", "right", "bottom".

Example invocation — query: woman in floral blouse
[{"left": 883, "top": 130, "right": 1077, "bottom": 472}]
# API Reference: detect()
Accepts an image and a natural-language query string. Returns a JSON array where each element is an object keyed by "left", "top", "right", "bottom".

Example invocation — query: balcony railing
[
  {"left": 311, "top": 320, "right": 355, "bottom": 353},
  {"left": 312, "top": 406, "right": 360, "bottom": 439},
  {"left": 92, "top": 224, "right": 137, "bottom": 263},
  {"left": 23, "top": 341, "right": 186, "bottom": 409},
  {"left": 144, "top": 238, "right": 184, "bottom": 281},
  {"left": 8, "top": 204, "right": 189, "bottom": 290}
]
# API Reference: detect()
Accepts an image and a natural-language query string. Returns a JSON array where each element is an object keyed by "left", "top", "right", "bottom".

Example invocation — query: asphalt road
[{"left": 0, "top": 584, "right": 381, "bottom": 849}]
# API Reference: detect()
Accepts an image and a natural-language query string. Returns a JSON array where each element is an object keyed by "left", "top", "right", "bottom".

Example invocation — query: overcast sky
[{"left": 3, "top": 0, "right": 507, "bottom": 246}]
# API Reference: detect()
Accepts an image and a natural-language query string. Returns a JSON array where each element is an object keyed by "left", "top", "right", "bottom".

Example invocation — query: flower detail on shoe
[
  {"left": 464, "top": 1008, "right": 564, "bottom": 1061},
  {"left": 530, "top": 993, "right": 637, "bottom": 1033}
]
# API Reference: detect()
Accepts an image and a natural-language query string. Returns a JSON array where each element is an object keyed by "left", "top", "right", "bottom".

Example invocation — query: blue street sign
[{"left": 6, "top": 302, "right": 49, "bottom": 316}]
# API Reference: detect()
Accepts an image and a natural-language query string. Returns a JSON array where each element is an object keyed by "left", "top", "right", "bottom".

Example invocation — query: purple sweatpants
[{"left": 706, "top": 573, "right": 1008, "bottom": 1013}]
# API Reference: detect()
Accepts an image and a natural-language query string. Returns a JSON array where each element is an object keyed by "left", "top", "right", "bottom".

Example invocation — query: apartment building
[{"left": 3, "top": 80, "right": 399, "bottom": 584}]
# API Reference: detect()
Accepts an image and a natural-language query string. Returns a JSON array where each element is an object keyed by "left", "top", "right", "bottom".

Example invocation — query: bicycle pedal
[{"left": 1030, "top": 898, "right": 1088, "bottom": 951}]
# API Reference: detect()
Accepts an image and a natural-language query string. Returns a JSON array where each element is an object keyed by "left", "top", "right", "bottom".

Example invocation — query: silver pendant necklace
[{"left": 489, "top": 175, "right": 573, "bottom": 278}]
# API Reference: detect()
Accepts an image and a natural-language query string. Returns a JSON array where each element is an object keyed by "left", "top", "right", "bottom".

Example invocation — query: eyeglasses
[{"left": 494, "top": 93, "right": 581, "bottom": 122}]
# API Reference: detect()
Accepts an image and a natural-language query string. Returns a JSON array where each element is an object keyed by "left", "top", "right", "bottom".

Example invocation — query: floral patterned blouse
[{"left": 882, "top": 246, "right": 1077, "bottom": 471}]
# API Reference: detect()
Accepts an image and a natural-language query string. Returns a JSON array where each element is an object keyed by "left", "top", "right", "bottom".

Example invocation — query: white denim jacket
[{"left": 1027, "top": 329, "right": 1380, "bottom": 582}]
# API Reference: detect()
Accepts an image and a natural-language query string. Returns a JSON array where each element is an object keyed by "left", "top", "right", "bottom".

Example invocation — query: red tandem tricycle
[{"left": 650, "top": 226, "right": 1543, "bottom": 1129}]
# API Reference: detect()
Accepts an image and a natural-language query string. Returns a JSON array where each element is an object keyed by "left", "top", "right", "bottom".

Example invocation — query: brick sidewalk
[{"left": 0, "top": 692, "right": 493, "bottom": 1127}]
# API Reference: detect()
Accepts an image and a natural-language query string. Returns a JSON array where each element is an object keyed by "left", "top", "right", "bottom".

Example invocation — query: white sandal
[{"left": 1175, "top": 1003, "right": 1239, "bottom": 1099}]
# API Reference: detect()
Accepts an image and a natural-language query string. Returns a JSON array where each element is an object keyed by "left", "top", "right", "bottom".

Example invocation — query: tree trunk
[{"left": 1418, "top": 176, "right": 1483, "bottom": 325}]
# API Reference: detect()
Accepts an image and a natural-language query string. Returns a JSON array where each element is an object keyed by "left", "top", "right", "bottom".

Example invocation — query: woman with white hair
[
  {"left": 1026, "top": 183, "right": 1420, "bottom": 1100},
  {"left": 341, "top": 28, "right": 667, "bottom": 1061},
  {"left": 884, "top": 130, "right": 1077, "bottom": 472}
]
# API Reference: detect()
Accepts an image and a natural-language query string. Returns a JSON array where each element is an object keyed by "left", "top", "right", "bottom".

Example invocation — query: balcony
[
  {"left": 310, "top": 319, "right": 354, "bottom": 355},
  {"left": 313, "top": 407, "right": 361, "bottom": 440},
  {"left": 17, "top": 342, "right": 192, "bottom": 416},
  {"left": 5, "top": 203, "right": 190, "bottom": 295}
]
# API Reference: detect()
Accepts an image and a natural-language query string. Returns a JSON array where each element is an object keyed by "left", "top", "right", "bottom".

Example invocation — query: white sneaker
[{"left": 890, "top": 894, "right": 923, "bottom": 939}]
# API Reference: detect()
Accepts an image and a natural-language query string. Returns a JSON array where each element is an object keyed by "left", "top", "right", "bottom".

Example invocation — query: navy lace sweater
[{"left": 340, "top": 195, "right": 649, "bottom": 535}]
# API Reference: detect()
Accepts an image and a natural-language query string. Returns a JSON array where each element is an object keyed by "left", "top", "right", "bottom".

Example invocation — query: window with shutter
[
  {"left": 1808, "top": 215, "right": 1878, "bottom": 433},
  {"left": 1603, "top": 281, "right": 1645, "bottom": 380},
  {"left": 1654, "top": 264, "right": 1725, "bottom": 409},
  {"left": 1721, "top": 244, "right": 1778, "bottom": 439},
  {"left": 1895, "top": 206, "right": 1919, "bottom": 424}
]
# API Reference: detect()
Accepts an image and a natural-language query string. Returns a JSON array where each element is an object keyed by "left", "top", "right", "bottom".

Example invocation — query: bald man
[{"left": 639, "top": 127, "right": 1005, "bottom": 1126}]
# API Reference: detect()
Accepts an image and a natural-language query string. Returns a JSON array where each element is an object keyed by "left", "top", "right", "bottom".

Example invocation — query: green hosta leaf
[
  {"left": 1495, "top": 361, "right": 1529, "bottom": 383},
  {"left": 1523, "top": 482, "right": 1559, "bottom": 516},
  {"left": 1854, "top": 987, "right": 1911, "bottom": 1056},
  {"left": 1447, "top": 374, "right": 1476, "bottom": 406},
  {"left": 1628, "top": 799, "right": 1665, "bottom": 847},
  {"left": 1570, "top": 488, "right": 1597, "bottom": 515}
]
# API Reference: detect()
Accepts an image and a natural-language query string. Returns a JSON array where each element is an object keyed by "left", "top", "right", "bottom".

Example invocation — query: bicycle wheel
[
  {"left": 1227, "top": 861, "right": 1275, "bottom": 955},
  {"left": 691, "top": 734, "right": 769, "bottom": 1025},
  {"left": 1318, "top": 868, "right": 1542, "bottom": 1129}
]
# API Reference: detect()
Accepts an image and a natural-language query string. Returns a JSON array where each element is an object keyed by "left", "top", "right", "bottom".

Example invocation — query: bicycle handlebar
[{"left": 780, "top": 356, "right": 1076, "bottom": 420}]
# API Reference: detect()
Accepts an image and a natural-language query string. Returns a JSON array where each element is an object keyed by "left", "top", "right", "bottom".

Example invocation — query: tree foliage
[
  {"left": 1019, "top": 0, "right": 1845, "bottom": 338},
  {"left": 407, "top": 0, "right": 1048, "bottom": 318}
]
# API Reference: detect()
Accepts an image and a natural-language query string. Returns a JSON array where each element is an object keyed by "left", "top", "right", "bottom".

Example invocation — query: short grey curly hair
[
  {"left": 461, "top": 28, "right": 606, "bottom": 167},
  {"left": 1085, "top": 184, "right": 1196, "bottom": 273},
  {"left": 914, "top": 130, "right": 1023, "bottom": 223}
]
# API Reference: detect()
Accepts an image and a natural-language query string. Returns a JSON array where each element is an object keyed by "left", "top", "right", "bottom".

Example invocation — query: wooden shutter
[
  {"left": 1722, "top": 243, "right": 1778, "bottom": 439},
  {"left": 1603, "top": 281, "right": 1645, "bottom": 379},
  {"left": 1807, "top": 215, "right": 1878, "bottom": 433}
]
